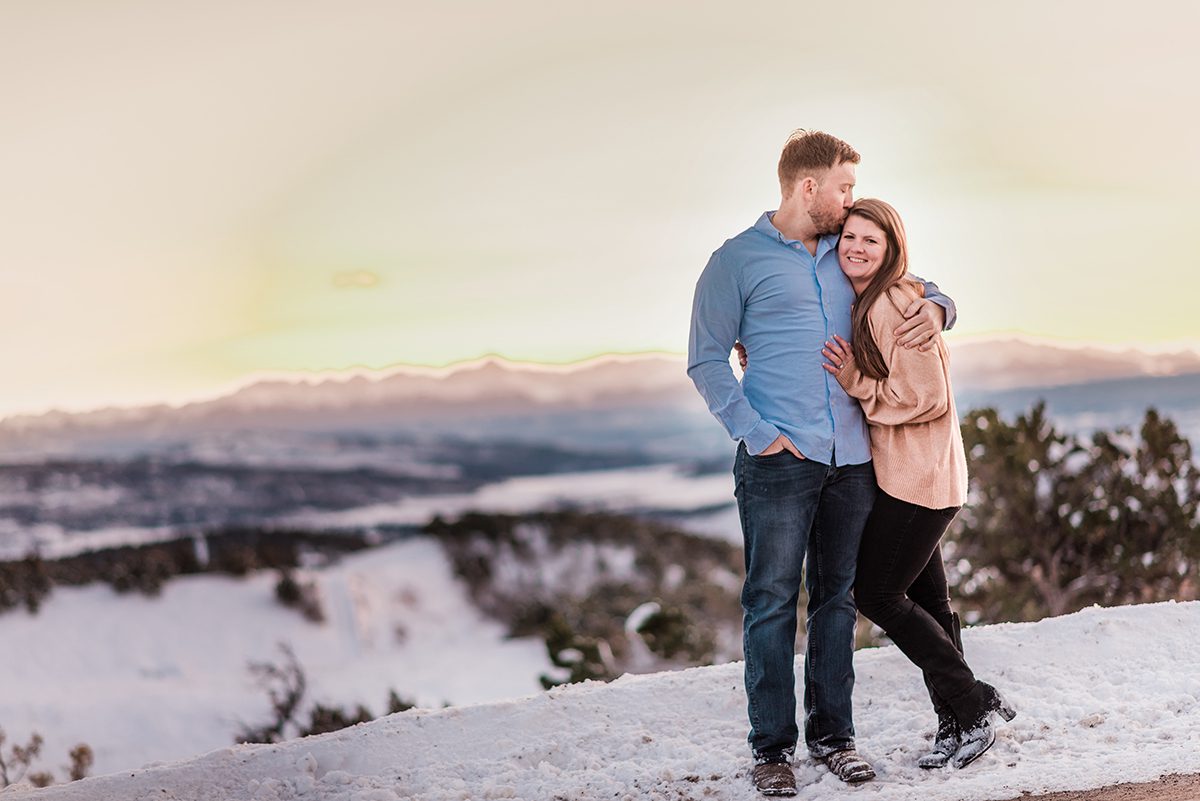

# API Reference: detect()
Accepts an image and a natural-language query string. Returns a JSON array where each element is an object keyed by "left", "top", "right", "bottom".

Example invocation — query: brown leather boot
[
  {"left": 751, "top": 760, "right": 797, "bottom": 796},
  {"left": 823, "top": 748, "right": 876, "bottom": 783}
]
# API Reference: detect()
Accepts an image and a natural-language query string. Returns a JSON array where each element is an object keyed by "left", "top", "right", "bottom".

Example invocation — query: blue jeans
[{"left": 733, "top": 443, "right": 877, "bottom": 760}]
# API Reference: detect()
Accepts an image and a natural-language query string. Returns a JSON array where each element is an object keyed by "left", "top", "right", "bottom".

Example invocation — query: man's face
[{"left": 808, "top": 161, "right": 856, "bottom": 236}]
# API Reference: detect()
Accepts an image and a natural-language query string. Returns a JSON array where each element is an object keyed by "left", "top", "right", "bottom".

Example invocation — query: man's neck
[{"left": 770, "top": 205, "right": 821, "bottom": 256}]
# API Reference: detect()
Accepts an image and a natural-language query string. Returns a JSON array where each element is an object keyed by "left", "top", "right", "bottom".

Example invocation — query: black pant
[{"left": 854, "top": 490, "right": 976, "bottom": 705}]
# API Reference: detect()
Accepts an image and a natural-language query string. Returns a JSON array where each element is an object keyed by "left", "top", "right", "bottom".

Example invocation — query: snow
[
  {"left": 486, "top": 531, "right": 639, "bottom": 599},
  {"left": 7, "top": 601, "right": 1200, "bottom": 800},
  {"left": 0, "top": 537, "right": 551, "bottom": 779},
  {"left": 274, "top": 465, "right": 737, "bottom": 531},
  {"left": 664, "top": 503, "right": 743, "bottom": 545}
]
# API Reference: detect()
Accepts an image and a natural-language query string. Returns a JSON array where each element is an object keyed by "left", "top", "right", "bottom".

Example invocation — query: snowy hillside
[
  {"left": 9, "top": 601, "right": 1200, "bottom": 800},
  {"left": 0, "top": 538, "right": 552, "bottom": 779}
]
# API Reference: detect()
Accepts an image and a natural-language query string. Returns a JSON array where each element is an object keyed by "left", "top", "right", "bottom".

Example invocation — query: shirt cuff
[
  {"left": 931, "top": 297, "right": 956, "bottom": 331},
  {"left": 743, "top": 420, "right": 782, "bottom": 456}
]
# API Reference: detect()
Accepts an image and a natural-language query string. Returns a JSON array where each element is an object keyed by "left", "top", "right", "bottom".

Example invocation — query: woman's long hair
[{"left": 846, "top": 198, "right": 924, "bottom": 380}]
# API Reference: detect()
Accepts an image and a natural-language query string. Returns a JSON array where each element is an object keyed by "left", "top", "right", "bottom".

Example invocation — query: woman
[{"left": 819, "top": 197, "right": 1015, "bottom": 769}]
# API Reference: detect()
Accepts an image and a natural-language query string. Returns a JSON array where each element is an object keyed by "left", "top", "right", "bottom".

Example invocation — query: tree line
[{"left": 946, "top": 403, "right": 1199, "bottom": 623}]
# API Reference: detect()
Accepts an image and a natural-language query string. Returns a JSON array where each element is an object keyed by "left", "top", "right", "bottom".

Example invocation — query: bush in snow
[
  {"left": 303, "top": 702, "right": 375, "bottom": 736},
  {"left": 66, "top": 744, "right": 95, "bottom": 782},
  {"left": 635, "top": 605, "right": 701, "bottom": 660},
  {"left": 951, "top": 403, "right": 1200, "bottom": 623},
  {"left": 385, "top": 690, "right": 416, "bottom": 715},
  {"left": 533, "top": 608, "right": 612, "bottom": 688},
  {"left": 426, "top": 510, "right": 742, "bottom": 683},
  {"left": 236, "top": 643, "right": 419, "bottom": 744},
  {"left": 274, "top": 569, "right": 325, "bottom": 623},
  {"left": 108, "top": 546, "right": 180, "bottom": 596},
  {"left": 0, "top": 727, "right": 92, "bottom": 788},
  {"left": 0, "top": 556, "right": 51, "bottom": 614},
  {"left": 236, "top": 643, "right": 307, "bottom": 745}
]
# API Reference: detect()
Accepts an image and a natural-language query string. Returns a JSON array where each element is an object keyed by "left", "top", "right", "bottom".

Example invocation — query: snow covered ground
[
  {"left": 7, "top": 600, "right": 1199, "bottom": 800},
  {"left": 0, "top": 537, "right": 551, "bottom": 779}
]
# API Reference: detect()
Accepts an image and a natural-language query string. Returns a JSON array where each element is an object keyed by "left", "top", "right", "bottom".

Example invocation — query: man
[{"left": 687, "top": 130, "right": 955, "bottom": 796}]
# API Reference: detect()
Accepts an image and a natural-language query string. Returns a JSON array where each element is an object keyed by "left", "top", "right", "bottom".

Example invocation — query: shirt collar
[{"left": 755, "top": 211, "right": 839, "bottom": 255}]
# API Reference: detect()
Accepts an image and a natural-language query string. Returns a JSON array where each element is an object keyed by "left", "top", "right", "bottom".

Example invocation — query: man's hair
[{"left": 777, "top": 129, "right": 860, "bottom": 192}]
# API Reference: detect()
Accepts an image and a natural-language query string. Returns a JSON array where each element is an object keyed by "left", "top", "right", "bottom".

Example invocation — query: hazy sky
[{"left": 3, "top": 1, "right": 1198, "bottom": 418}]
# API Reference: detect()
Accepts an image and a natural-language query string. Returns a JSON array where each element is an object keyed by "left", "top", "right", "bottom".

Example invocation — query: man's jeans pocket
[{"left": 742, "top": 450, "right": 810, "bottom": 498}]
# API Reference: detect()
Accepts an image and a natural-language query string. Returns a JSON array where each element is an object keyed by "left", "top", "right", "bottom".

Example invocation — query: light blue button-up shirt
[{"left": 687, "top": 211, "right": 957, "bottom": 466}]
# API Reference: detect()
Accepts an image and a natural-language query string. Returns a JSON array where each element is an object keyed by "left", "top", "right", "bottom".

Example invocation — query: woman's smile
[{"left": 838, "top": 214, "right": 888, "bottom": 292}]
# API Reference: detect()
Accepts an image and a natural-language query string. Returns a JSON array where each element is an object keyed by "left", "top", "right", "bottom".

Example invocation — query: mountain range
[{"left": 2, "top": 338, "right": 1198, "bottom": 452}]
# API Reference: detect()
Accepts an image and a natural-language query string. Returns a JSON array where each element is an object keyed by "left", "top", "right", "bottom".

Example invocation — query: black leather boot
[
  {"left": 918, "top": 612, "right": 963, "bottom": 769},
  {"left": 948, "top": 680, "right": 1017, "bottom": 769}
]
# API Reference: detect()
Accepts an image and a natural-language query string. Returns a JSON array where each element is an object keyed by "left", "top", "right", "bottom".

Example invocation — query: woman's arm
[{"left": 823, "top": 295, "right": 951, "bottom": 425}]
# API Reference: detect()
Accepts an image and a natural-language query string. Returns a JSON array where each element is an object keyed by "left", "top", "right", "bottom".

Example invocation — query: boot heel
[{"left": 984, "top": 683, "right": 1016, "bottom": 722}]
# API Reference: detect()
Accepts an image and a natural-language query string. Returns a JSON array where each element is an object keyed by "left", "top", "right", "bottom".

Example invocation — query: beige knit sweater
[{"left": 835, "top": 282, "right": 968, "bottom": 510}]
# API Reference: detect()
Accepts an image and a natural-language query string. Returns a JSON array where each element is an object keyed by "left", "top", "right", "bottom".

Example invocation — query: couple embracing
[{"left": 687, "top": 130, "right": 1016, "bottom": 796}]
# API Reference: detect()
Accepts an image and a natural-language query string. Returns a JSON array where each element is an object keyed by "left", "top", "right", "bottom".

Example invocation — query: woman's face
[{"left": 838, "top": 214, "right": 888, "bottom": 288}]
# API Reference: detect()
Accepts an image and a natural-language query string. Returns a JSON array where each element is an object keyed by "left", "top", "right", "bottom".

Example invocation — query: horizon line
[{"left": 2, "top": 333, "right": 1200, "bottom": 424}]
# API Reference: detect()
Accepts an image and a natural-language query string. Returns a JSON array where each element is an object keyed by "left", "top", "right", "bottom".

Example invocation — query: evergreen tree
[{"left": 952, "top": 404, "right": 1199, "bottom": 622}]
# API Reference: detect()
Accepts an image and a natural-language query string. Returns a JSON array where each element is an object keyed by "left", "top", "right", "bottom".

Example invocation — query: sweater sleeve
[{"left": 835, "top": 290, "right": 951, "bottom": 426}]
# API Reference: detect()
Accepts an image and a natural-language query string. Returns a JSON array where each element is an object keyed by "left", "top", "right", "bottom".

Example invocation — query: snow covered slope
[
  {"left": 0, "top": 537, "right": 551, "bottom": 778},
  {"left": 11, "top": 601, "right": 1200, "bottom": 800}
]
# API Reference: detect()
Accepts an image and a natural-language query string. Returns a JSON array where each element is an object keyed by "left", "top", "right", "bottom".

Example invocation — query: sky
[{"left": 3, "top": 1, "right": 1199, "bottom": 418}]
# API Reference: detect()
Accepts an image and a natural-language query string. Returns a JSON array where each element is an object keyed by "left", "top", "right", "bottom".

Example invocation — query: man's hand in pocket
[{"left": 758, "top": 435, "right": 805, "bottom": 458}]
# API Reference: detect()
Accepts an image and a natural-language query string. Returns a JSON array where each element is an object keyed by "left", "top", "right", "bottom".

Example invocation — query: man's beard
[{"left": 809, "top": 204, "right": 847, "bottom": 237}]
